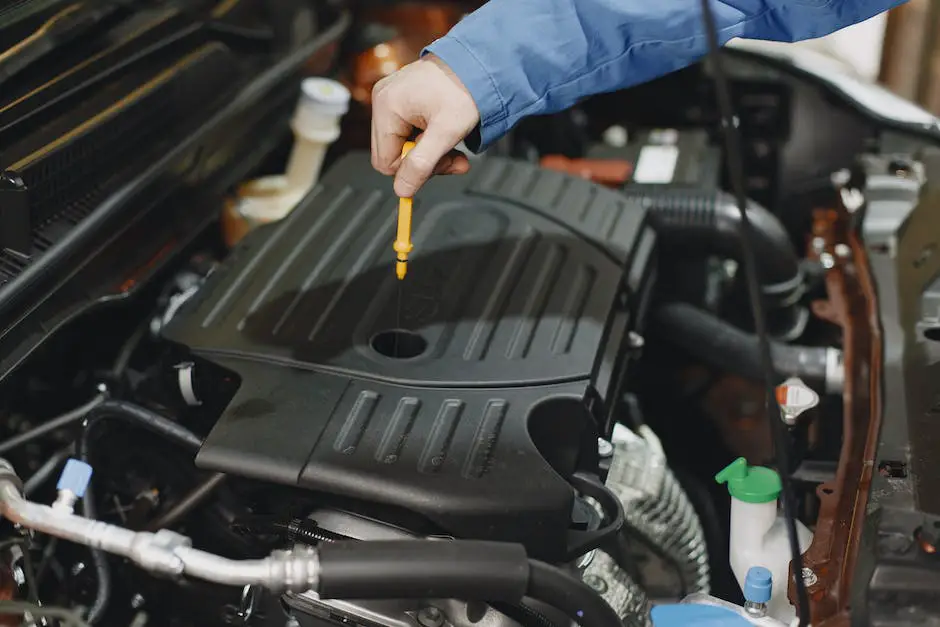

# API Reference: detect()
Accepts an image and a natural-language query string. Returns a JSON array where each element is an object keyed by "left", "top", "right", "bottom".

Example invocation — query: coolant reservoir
[
  {"left": 222, "top": 77, "right": 351, "bottom": 247},
  {"left": 652, "top": 593, "right": 790, "bottom": 626},
  {"left": 715, "top": 458, "right": 813, "bottom": 623}
]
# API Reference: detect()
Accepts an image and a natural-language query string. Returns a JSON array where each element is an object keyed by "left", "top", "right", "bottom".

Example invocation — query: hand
[{"left": 371, "top": 54, "right": 480, "bottom": 197}]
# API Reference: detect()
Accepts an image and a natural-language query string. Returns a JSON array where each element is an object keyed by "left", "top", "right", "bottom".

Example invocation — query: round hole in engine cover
[{"left": 370, "top": 329, "right": 428, "bottom": 359}]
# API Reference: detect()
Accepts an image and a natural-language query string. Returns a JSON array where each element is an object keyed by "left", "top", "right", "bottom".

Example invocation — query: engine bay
[{"left": 0, "top": 2, "right": 937, "bottom": 626}]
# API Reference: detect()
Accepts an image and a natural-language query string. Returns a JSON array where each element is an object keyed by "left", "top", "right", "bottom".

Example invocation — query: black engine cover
[{"left": 164, "top": 152, "right": 656, "bottom": 561}]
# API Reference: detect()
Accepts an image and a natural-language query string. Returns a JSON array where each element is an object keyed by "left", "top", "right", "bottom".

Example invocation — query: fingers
[
  {"left": 434, "top": 151, "right": 471, "bottom": 176},
  {"left": 370, "top": 82, "right": 413, "bottom": 176},
  {"left": 394, "top": 127, "right": 464, "bottom": 197}
]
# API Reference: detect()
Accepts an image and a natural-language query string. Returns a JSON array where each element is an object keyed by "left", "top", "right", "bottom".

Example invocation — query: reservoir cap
[
  {"left": 743, "top": 566, "right": 773, "bottom": 603},
  {"left": 715, "top": 457, "right": 781, "bottom": 504}
]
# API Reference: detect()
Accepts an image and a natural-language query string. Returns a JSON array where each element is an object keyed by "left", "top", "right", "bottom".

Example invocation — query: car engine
[{"left": 0, "top": 2, "right": 937, "bottom": 627}]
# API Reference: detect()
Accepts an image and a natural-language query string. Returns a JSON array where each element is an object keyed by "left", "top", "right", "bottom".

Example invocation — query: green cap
[{"left": 715, "top": 457, "right": 781, "bottom": 504}]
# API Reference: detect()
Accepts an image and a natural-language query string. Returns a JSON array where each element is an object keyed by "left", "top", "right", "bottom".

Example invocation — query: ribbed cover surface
[{"left": 165, "top": 152, "right": 653, "bottom": 559}]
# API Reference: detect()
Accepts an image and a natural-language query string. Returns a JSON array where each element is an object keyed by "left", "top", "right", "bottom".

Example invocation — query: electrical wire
[
  {"left": 0, "top": 394, "right": 106, "bottom": 455},
  {"left": 696, "top": 2, "right": 810, "bottom": 624}
]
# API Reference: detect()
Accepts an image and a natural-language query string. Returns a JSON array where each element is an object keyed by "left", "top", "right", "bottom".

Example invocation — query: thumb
[{"left": 393, "top": 125, "right": 461, "bottom": 197}]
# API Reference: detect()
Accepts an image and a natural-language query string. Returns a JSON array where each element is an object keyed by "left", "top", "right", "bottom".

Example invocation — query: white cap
[
  {"left": 776, "top": 377, "right": 819, "bottom": 425},
  {"left": 299, "top": 77, "right": 351, "bottom": 117}
]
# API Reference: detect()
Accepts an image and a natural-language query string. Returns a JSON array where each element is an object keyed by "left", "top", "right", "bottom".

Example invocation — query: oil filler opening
[{"left": 370, "top": 329, "right": 428, "bottom": 359}]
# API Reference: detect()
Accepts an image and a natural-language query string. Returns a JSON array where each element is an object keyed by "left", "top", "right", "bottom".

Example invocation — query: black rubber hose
[
  {"left": 650, "top": 302, "right": 831, "bottom": 388},
  {"left": 262, "top": 520, "right": 557, "bottom": 627},
  {"left": 317, "top": 540, "right": 529, "bottom": 602},
  {"left": 76, "top": 400, "right": 202, "bottom": 624},
  {"left": 624, "top": 189, "right": 803, "bottom": 307},
  {"left": 317, "top": 541, "right": 621, "bottom": 627},
  {"left": 76, "top": 399, "right": 202, "bottom": 459},
  {"left": 527, "top": 561, "right": 622, "bottom": 627}
]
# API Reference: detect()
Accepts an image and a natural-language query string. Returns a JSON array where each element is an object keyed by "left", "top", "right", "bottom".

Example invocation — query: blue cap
[
  {"left": 56, "top": 459, "right": 93, "bottom": 498},
  {"left": 744, "top": 566, "right": 773, "bottom": 604},
  {"left": 651, "top": 604, "right": 754, "bottom": 627}
]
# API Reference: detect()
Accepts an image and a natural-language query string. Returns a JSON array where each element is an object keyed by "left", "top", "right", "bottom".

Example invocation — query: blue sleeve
[{"left": 425, "top": 0, "right": 906, "bottom": 150}]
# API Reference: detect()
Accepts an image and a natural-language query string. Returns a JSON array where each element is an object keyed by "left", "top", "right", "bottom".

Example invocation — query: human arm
[
  {"left": 373, "top": 0, "right": 905, "bottom": 197},
  {"left": 427, "top": 0, "right": 905, "bottom": 150}
]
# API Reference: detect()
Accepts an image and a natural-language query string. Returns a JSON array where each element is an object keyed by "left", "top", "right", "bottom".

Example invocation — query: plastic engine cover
[{"left": 163, "top": 152, "right": 656, "bottom": 561}]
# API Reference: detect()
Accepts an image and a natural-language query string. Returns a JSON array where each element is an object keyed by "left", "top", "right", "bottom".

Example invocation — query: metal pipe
[
  {"left": 0, "top": 462, "right": 319, "bottom": 591},
  {"left": 146, "top": 472, "right": 227, "bottom": 531}
]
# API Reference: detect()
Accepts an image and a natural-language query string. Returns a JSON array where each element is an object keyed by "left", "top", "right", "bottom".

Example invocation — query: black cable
[
  {"left": 80, "top": 484, "right": 111, "bottom": 625},
  {"left": 0, "top": 394, "right": 106, "bottom": 455},
  {"left": 111, "top": 320, "right": 150, "bottom": 380},
  {"left": 697, "top": 2, "right": 810, "bottom": 624},
  {"left": 77, "top": 400, "right": 202, "bottom": 624}
]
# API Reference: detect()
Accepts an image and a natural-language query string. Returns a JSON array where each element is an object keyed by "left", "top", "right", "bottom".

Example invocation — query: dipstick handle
[{"left": 394, "top": 141, "right": 416, "bottom": 280}]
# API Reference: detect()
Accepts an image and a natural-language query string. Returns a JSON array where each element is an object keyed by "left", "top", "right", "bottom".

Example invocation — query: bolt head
[
  {"left": 417, "top": 606, "right": 445, "bottom": 627},
  {"left": 627, "top": 332, "right": 644, "bottom": 349},
  {"left": 834, "top": 243, "right": 851, "bottom": 259},
  {"left": 820, "top": 253, "right": 835, "bottom": 270},
  {"left": 597, "top": 438, "right": 614, "bottom": 458},
  {"left": 801, "top": 567, "right": 818, "bottom": 587}
]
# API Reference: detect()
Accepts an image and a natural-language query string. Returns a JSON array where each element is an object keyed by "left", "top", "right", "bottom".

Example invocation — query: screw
[
  {"left": 801, "top": 567, "right": 818, "bottom": 587},
  {"left": 627, "top": 332, "right": 644, "bottom": 350},
  {"left": 812, "top": 237, "right": 826, "bottom": 254},
  {"left": 130, "top": 594, "right": 145, "bottom": 609},
  {"left": 417, "top": 606, "right": 445, "bottom": 627},
  {"left": 597, "top": 439, "right": 614, "bottom": 458},
  {"left": 834, "top": 243, "right": 851, "bottom": 259},
  {"left": 820, "top": 253, "right": 835, "bottom": 270}
]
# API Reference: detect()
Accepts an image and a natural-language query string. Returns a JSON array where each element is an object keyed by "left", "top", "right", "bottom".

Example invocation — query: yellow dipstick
[{"left": 394, "top": 141, "right": 416, "bottom": 280}]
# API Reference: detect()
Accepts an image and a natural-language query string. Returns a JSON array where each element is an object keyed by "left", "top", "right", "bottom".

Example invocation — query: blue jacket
[{"left": 425, "top": 0, "right": 906, "bottom": 149}]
